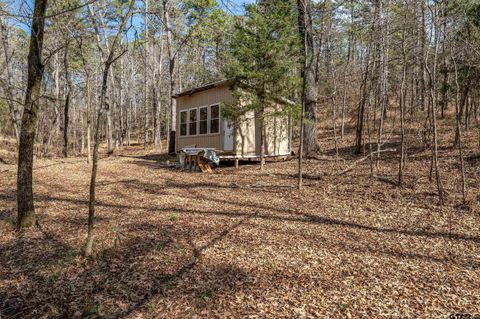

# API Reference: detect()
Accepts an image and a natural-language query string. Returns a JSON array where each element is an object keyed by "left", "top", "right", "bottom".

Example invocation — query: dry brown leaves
[{"left": 0, "top": 125, "right": 479, "bottom": 318}]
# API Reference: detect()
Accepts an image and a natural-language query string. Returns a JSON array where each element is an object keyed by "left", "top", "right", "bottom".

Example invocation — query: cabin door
[{"left": 223, "top": 119, "right": 234, "bottom": 151}]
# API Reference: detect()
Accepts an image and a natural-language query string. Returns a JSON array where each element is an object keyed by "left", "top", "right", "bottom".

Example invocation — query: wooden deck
[
  {"left": 220, "top": 154, "right": 291, "bottom": 169},
  {"left": 178, "top": 148, "right": 292, "bottom": 172},
  {"left": 219, "top": 154, "right": 291, "bottom": 161}
]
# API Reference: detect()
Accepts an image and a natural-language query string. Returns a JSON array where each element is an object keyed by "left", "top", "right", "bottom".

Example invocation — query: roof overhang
[
  {"left": 172, "top": 78, "right": 235, "bottom": 99},
  {"left": 171, "top": 78, "right": 296, "bottom": 106}
]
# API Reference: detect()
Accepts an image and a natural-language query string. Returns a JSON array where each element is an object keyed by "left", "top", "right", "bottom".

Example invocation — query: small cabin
[{"left": 173, "top": 79, "right": 292, "bottom": 161}]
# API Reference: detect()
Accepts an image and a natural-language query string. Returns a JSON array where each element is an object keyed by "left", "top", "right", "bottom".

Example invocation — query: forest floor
[{"left": 1, "top": 121, "right": 480, "bottom": 318}]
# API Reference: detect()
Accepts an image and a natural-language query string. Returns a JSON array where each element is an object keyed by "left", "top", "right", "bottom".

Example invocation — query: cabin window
[
  {"left": 180, "top": 110, "right": 187, "bottom": 136},
  {"left": 199, "top": 106, "right": 208, "bottom": 135},
  {"left": 189, "top": 108, "right": 198, "bottom": 135},
  {"left": 210, "top": 104, "right": 220, "bottom": 134}
]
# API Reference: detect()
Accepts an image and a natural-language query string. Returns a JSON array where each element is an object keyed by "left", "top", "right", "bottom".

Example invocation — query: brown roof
[
  {"left": 172, "top": 78, "right": 295, "bottom": 105},
  {"left": 172, "top": 79, "right": 235, "bottom": 99}
]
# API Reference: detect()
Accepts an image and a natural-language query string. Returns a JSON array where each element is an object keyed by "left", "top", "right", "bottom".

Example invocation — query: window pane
[
  {"left": 211, "top": 104, "right": 219, "bottom": 119},
  {"left": 199, "top": 121, "right": 207, "bottom": 134},
  {"left": 189, "top": 109, "right": 197, "bottom": 135},
  {"left": 210, "top": 119, "right": 219, "bottom": 134},
  {"left": 200, "top": 107, "right": 208, "bottom": 121},
  {"left": 180, "top": 111, "right": 187, "bottom": 124},
  {"left": 210, "top": 105, "right": 219, "bottom": 134},
  {"left": 189, "top": 109, "right": 197, "bottom": 122},
  {"left": 180, "top": 111, "right": 188, "bottom": 136},
  {"left": 189, "top": 123, "right": 197, "bottom": 135},
  {"left": 180, "top": 123, "right": 187, "bottom": 136}
]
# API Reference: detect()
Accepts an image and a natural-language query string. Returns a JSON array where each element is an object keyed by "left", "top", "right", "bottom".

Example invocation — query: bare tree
[
  {"left": 16, "top": 0, "right": 49, "bottom": 228},
  {"left": 63, "top": 41, "right": 72, "bottom": 157},
  {"left": 398, "top": 2, "right": 407, "bottom": 186},
  {"left": 451, "top": 46, "right": 467, "bottom": 203},
  {"left": 425, "top": 3, "right": 444, "bottom": 204},
  {"left": 297, "top": 0, "right": 320, "bottom": 158},
  {"left": 144, "top": 0, "right": 150, "bottom": 148},
  {"left": 0, "top": 16, "right": 21, "bottom": 144},
  {"left": 85, "top": 0, "right": 134, "bottom": 257},
  {"left": 163, "top": 0, "right": 177, "bottom": 154}
]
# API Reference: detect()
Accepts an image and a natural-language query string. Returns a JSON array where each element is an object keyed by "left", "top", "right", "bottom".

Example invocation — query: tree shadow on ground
[
  {"left": 118, "top": 154, "right": 177, "bottom": 171},
  {"left": 322, "top": 139, "right": 460, "bottom": 164},
  {"left": 161, "top": 189, "right": 480, "bottom": 246},
  {"left": 0, "top": 210, "right": 255, "bottom": 318},
  {"left": 2, "top": 182, "right": 479, "bottom": 248},
  {"left": 1, "top": 167, "right": 479, "bottom": 318}
]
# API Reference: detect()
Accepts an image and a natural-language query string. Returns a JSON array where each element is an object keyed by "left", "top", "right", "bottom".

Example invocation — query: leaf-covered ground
[{"left": 0, "top": 129, "right": 479, "bottom": 318}]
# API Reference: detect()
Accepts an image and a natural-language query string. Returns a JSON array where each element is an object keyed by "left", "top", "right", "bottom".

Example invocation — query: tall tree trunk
[
  {"left": 63, "top": 43, "right": 72, "bottom": 158},
  {"left": 326, "top": 29, "right": 339, "bottom": 162},
  {"left": 376, "top": 0, "right": 389, "bottom": 169},
  {"left": 17, "top": 0, "right": 48, "bottom": 229},
  {"left": 88, "top": 4, "right": 116, "bottom": 156},
  {"left": 81, "top": 107, "right": 85, "bottom": 155},
  {"left": 420, "top": 0, "right": 427, "bottom": 113},
  {"left": 152, "top": 86, "right": 160, "bottom": 148},
  {"left": 85, "top": 0, "right": 134, "bottom": 256},
  {"left": 452, "top": 50, "right": 467, "bottom": 203},
  {"left": 154, "top": 31, "right": 164, "bottom": 149},
  {"left": 86, "top": 65, "right": 109, "bottom": 256},
  {"left": 341, "top": 3, "right": 354, "bottom": 140},
  {"left": 426, "top": 3, "right": 444, "bottom": 204},
  {"left": 119, "top": 48, "right": 125, "bottom": 147},
  {"left": 164, "top": 0, "right": 177, "bottom": 154},
  {"left": 0, "top": 16, "right": 21, "bottom": 145},
  {"left": 355, "top": 3, "right": 376, "bottom": 154},
  {"left": 73, "top": 99, "right": 77, "bottom": 154},
  {"left": 63, "top": 90, "right": 70, "bottom": 157},
  {"left": 398, "top": 8, "right": 407, "bottom": 186},
  {"left": 45, "top": 53, "right": 60, "bottom": 155},
  {"left": 297, "top": 0, "right": 320, "bottom": 158},
  {"left": 355, "top": 55, "right": 371, "bottom": 154},
  {"left": 127, "top": 62, "right": 134, "bottom": 146},
  {"left": 258, "top": 103, "right": 266, "bottom": 171},
  {"left": 440, "top": 0, "right": 448, "bottom": 120},
  {"left": 465, "top": 95, "right": 470, "bottom": 132},
  {"left": 298, "top": 89, "right": 305, "bottom": 189},
  {"left": 340, "top": 66, "right": 347, "bottom": 140},
  {"left": 106, "top": 94, "right": 114, "bottom": 155},
  {"left": 167, "top": 59, "right": 176, "bottom": 154},
  {"left": 86, "top": 73, "right": 92, "bottom": 163},
  {"left": 454, "top": 75, "right": 471, "bottom": 146},
  {"left": 144, "top": 0, "right": 149, "bottom": 148}
]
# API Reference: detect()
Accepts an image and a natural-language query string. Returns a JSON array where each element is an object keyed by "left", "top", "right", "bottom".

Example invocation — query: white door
[{"left": 223, "top": 119, "right": 234, "bottom": 151}]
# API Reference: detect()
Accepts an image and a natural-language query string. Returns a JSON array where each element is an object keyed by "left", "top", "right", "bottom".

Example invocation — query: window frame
[
  {"left": 179, "top": 110, "right": 188, "bottom": 137},
  {"left": 209, "top": 103, "right": 220, "bottom": 135},
  {"left": 178, "top": 104, "right": 222, "bottom": 138},
  {"left": 188, "top": 107, "right": 199, "bottom": 136},
  {"left": 199, "top": 105, "right": 209, "bottom": 135}
]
